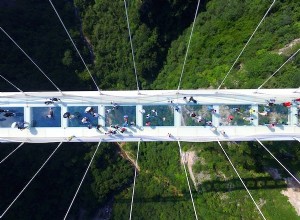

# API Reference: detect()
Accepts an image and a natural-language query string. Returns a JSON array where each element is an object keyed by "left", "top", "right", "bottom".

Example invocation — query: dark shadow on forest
[
  {"left": 116, "top": 176, "right": 287, "bottom": 203},
  {"left": 198, "top": 176, "right": 287, "bottom": 193}
]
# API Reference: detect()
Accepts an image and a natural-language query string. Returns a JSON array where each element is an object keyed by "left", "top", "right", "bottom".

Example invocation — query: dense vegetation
[{"left": 1, "top": 0, "right": 300, "bottom": 219}]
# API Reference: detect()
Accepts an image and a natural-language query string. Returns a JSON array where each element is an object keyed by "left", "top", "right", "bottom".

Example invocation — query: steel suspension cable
[
  {"left": 129, "top": 139, "right": 141, "bottom": 220},
  {"left": 256, "top": 48, "right": 300, "bottom": 91},
  {"left": 217, "top": 0, "right": 276, "bottom": 90},
  {"left": 256, "top": 139, "right": 300, "bottom": 185},
  {"left": 123, "top": 0, "right": 140, "bottom": 92},
  {"left": 0, "top": 142, "right": 63, "bottom": 219},
  {"left": 0, "top": 26, "right": 62, "bottom": 93},
  {"left": 48, "top": 0, "right": 101, "bottom": 93},
  {"left": 0, "top": 143, "right": 24, "bottom": 164},
  {"left": 0, "top": 74, "right": 24, "bottom": 93},
  {"left": 64, "top": 141, "right": 101, "bottom": 220},
  {"left": 177, "top": 141, "right": 198, "bottom": 220},
  {"left": 294, "top": 137, "right": 300, "bottom": 143},
  {"left": 177, "top": 0, "right": 201, "bottom": 92},
  {"left": 217, "top": 141, "right": 266, "bottom": 220}
]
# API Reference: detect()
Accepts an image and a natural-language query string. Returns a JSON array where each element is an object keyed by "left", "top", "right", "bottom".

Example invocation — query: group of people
[
  {"left": 264, "top": 98, "right": 300, "bottom": 109},
  {"left": 44, "top": 97, "right": 61, "bottom": 105},
  {"left": 227, "top": 107, "right": 255, "bottom": 124},
  {"left": 0, "top": 108, "right": 16, "bottom": 117},
  {"left": 140, "top": 108, "right": 166, "bottom": 126},
  {"left": 0, "top": 108, "right": 28, "bottom": 130},
  {"left": 62, "top": 106, "right": 102, "bottom": 129},
  {"left": 44, "top": 97, "right": 61, "bottom": 119},
  {"left": 258, "top": 98, "right": 300, "bottom": 127},
  {"left": 105, "top": 124, "right": 127, "bottom": 135}
]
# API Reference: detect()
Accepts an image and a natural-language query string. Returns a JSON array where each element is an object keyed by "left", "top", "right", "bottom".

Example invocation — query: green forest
[{"left": 1, "top": 0, "right": 300, "bottom": 219}]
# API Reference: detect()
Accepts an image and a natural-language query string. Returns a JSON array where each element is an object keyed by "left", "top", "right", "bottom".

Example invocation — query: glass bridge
[{"left": 0, "top": 89, "right": 299, "bottom": 143}]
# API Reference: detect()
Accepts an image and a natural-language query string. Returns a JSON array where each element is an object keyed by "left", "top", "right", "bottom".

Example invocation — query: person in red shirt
[
  {"left": 227, "top": 115, "right": 234, "bottom": 122},
  {"left": 293, "top": 98, "right": 300, "bottom": 102},
  {"left": 282, "top": 102, "right": 292, "bottom": 107}
]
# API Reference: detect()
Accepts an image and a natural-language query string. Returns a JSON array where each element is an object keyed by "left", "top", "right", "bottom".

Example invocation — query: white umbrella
[{"left": 11, "top": 122, "right": 18, "bottom": 128}]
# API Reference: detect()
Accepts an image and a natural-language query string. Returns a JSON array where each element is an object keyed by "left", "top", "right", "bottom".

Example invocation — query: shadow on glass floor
[
  {"left": 258, "top": 104, "right": 288, "bottom": 126},
  {"left": 142, "top": 105, "right": 174, "bottom": 126},
  {"left": 105, "top": 106, "right": 136, "bottom": 127},
  {"left": 31, "top": 107, "right": 61, "bottom": 127},
  {"left": 181, "top": 105, "right": 212, "bottom": 126},
  {"left": 0, "top": 107, "right": 24, "bottom": 128},
  {"left": 219, "top": 105, "right": 253, "bottom": 126},
  {"left": 67, "top": 106, "right": 99, "bottom": 127}
]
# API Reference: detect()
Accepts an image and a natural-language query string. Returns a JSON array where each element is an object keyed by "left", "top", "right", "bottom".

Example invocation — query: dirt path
[
  {"left": 116, "top": 142, "right": 140, "bottom": 171},
  {"left": 181, "top": 151, "right": 198, "bottom": 190},
  {"left": 277, "top": 38, "right": 300, "bottom": 55}
]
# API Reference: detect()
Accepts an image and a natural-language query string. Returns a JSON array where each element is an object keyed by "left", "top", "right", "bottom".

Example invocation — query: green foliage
[
  {"left": 0, "top": 0, "right": 90, "bottom": 91},
  {"left": 89, "top": 143, "right": 134, "bottom": 202},
  {"left": 1, "top": 0, "right": 300, "bottom": 219},
  {"left": 153, "top": 0, "right": 300, "bottom": 89}
]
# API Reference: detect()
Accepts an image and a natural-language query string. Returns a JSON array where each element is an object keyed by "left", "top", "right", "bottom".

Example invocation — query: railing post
[
  {"left": 212, "top": 104, "right": 220, "bottom": 127},
  {"left": 136, "top": 105, "right": 143, "bottom": 127}
]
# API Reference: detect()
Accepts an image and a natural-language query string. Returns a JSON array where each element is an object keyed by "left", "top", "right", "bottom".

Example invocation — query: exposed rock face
[{"left": 281, "top": 177, "right": 300, "bottom": 216}]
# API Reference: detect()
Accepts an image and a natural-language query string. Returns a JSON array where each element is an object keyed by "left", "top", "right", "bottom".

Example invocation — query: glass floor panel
[
  {"left": 219, "top": 105, "right": 253, "bottom": 126},
  {"left": 31, "top": 107, "right": 61, "bottom": 127},
  {"left": 258, "top": 104, "right": 289, "bottom": 125},
  {"left": 67, "top": 106, "right": 99, "bottom": 127},
  {"left": 143, "top": 105, "right": 174, "bottom": 126},
  {"left": 105, "top": 105, "right": 136, "bottom": 127},
  {"left": 181, "top": 105, "right": 213, "bottom": 126},
  {"left": 0, "top": 107, "right": 24, "bottom": 128}
]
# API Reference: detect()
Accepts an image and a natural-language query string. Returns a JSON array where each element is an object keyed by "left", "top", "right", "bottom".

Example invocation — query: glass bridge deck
[{"left": 0, "top": 89, "right": 299, "bottom": 142}]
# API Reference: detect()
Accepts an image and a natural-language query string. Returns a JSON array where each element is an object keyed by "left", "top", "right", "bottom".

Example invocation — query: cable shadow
[
  {"left": 116, "top": 176, "right": 288, "bottom": 204},
  {"left": 198, "top": 176, "right": 287, "bottom": 193}
]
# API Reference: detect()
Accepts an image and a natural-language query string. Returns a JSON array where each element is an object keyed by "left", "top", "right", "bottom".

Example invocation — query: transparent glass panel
[
  {"left": 181, "top": 105, "right": 213, "bottom": 126},
  {"left": 105, "top": 106, "right": 136, "bottom": 127},
  {"left": 142, "top": 105, "right": 174, "bottom": 126},
  {"left": 67, "top": 106, "right": 99, "bottom": 127},
  {"left": 219, "top": 105, "right": 253, "bottom": 126},
  {"left": 31, "top": 107, "right": 61, "bottom": 127},
  {"left": 0, "top": 107, "right": 24, "bottom": 128},
  {"left": 258, "top": 104, "right": 288, "bottom": 125}
]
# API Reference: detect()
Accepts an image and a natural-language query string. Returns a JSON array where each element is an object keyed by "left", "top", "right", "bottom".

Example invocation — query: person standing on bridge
[
  {"left": 242, "top": 116, "right": 254, "bottom": 122},
  {"left": 85, "top": 107, "right": 94, "bottom": 114},
  {"left": 249, "top": 108, "right": 256, "bottom": 115},
  {"left": 50, "top": 97, "right": 61, "bottom": 102},
  {"left": 282, "top": 101, "right": 292, "bottom": 107},
  {"left": 190, "top": 112, "right": 196, "bottom": 118},
  {"left": 208, "top": 106, "right": 217, "bottom": 114},
  {"left": 189, "top": 96, "right": 197, "bottom": 104},
  {"left": 111, "top": 102, "right": 119, "bottom": 110},
  {"left": 292, "top": 98, "right": 300, "bottom": 103},
  {"left": 266, "top": 98, "right": 276, "bottom": 106},
  {"left": 93, "top": 112, "right": 100, "bottom": 118},
  {"left": 81, "top": 117, "right": 89, "bottom": 124},
  {"left": 3, "top": 112, "right": 15, "bottom": 117},
  {"left": 44, "top": 100, "right": 54, "bottom": 105},
  {"left": 17, "top": 122, "right": 29, "bottom": 130},
  {"left": 46, "top": 108, "right": 54, "bottom": 118},
  {"left": 63, "top": 112, "right": 71, "bottom": 118}
]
